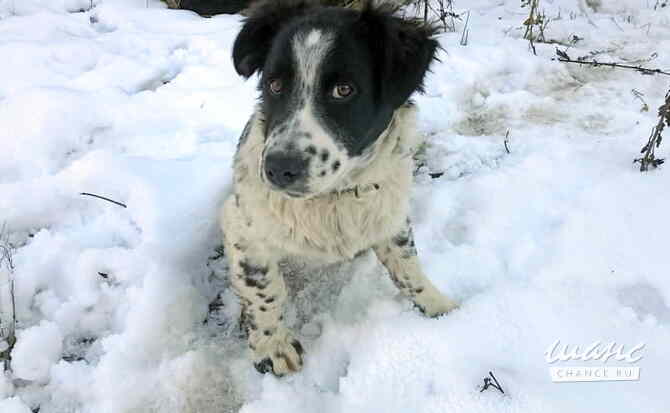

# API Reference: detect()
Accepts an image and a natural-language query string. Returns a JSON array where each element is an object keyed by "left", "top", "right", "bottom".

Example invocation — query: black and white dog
[{"left": 220, "top": 0, "right": 458, "bottom": 376}]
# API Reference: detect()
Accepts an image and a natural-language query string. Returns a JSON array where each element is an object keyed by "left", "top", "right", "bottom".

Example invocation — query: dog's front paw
[
  {"left": 414, "top": 289, "right": 459, "bottom": 318},
  {"left": 251, "top": 327, "right": 304, "bottom": 376}
]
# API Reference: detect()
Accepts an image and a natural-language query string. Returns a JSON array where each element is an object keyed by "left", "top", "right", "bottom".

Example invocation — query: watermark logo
[{"left": 545, "top": 340, "right": 644, "bottom": 383}]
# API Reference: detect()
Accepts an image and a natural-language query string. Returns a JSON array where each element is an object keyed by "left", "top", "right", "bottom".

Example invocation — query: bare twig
[
  {"left": 504, "top": 130, "right": 511, "bottom": 154},
  {"left": 0, "top": 223, "right": 17, "bottom": 371},
  {"left": 554, "top": 49, "right": 670, "bottom": 76},
  {"left": 522, "top": 0, "right": 539, "bottom": 39},
  {"left": 439, "top": 0, "right": 459, "bottom": 32},
  {"left": 480, "top": 371, "right": 505, "bottom": 394},
  {"left": 460, "top": 10, "right": 470, "bottom": 46},
  {"left": 522, "top": 0, "right": 550, "bottom": 54},
  {"left": 425, "top": 0, "right": 459, "bottom": 32},
  {"left": 447, "top": 0, "right": 457, "bottom": 32},
  {"left": 0, "top": 223, "right": 14, "bottom": 272},
  {"left": 80, "top": 192, "right": 127, "bottom": 208},
  {"left": 522, "top": 0, "right": 543, "bottom": 55},
  {"left": 635, "top": 88, "right": 669, "bottom": 171}
]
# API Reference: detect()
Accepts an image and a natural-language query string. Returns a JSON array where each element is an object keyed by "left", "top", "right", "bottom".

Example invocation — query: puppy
[{"left": 220, "top": 0, "right": 458, "bottom": 376}]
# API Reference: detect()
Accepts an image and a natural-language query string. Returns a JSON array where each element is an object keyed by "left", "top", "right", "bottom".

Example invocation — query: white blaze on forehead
[
  {"left": 296, "top": 31, "right": 346, "bottom": 143},
  {"left": 292, "top": 29, "right": 335, "bottom": 90},
  {"left": 305, "top": 29, "right": 322, "bottom": 47},
  {"left": 283, "top": 28, "right": 342, "bottom": 151}
]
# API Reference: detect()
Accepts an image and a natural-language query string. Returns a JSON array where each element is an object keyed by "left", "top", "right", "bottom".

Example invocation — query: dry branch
[
  {"left": 0, "top": 223, "right": 16, "bottom": 371},
  {"left": 554, "top": 49, "right": 670, "bottom": 77},
  {"left": 635, "top": 88, "right": 670, "bottom": 171},
  {"left": 80, "top": 192, "right": 127, "bottom": 208}
]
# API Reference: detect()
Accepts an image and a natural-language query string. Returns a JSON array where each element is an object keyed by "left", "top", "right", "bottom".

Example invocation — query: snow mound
[{"left": 1, "top": 1, "right": 669, "bottom": 412}]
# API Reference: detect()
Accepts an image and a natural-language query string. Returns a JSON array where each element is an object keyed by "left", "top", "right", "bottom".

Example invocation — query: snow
[
  {"left": 12, "top": 321, "right": 64, "bottom": 382},
  {"left": 0, "top": 396, "right": 32, "bottom": 413},
  {"left": 0, "top": 0, "right": 669, "bottom": 412}
]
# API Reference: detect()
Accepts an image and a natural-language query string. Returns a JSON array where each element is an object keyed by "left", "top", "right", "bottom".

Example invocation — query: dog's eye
[
  {"left": 268, "top": 79, "right": 283, "bottom": 95},
  {"left": 332, "top": 83, "right": 354, "bottom": 99}
]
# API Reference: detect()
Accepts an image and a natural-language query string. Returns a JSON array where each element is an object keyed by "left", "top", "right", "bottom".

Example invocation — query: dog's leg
[
  {"left": 226, "top": 242, "right": 304, "bottom": 375},
  {"left": 374, "top": 220, "right": 459, "bottom": 317},
  {"left": 222, "top": 205, "right": 303, "bottom": 376}
]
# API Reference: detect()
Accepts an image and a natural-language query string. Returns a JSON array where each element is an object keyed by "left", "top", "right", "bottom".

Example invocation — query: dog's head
[{"left": 233, "top": 0, "right": 438, "bottom": 198}]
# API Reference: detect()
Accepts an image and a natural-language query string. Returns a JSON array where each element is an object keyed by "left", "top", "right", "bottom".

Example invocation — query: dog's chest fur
[{"left": 227, "top": 104, "right": 422, "bottom": 262}]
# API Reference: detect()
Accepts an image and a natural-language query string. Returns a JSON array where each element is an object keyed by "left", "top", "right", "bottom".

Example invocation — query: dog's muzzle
[{"left": 263, "top": 151, "right": 309, "bottom": 195}]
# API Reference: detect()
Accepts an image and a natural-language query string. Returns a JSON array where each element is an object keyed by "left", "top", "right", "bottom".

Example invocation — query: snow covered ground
[{"left": 1, "top": 0, "right": 669, "bottom": 412}]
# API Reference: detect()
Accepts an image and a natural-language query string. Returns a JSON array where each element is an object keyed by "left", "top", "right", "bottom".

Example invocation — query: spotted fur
[{"left": 221, "top": 0, "right": 458, "bottom": 376}]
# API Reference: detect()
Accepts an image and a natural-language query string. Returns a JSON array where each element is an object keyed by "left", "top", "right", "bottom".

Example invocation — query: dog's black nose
[{"left": 264, "top": 152, "right": 307, "bottom": 188}]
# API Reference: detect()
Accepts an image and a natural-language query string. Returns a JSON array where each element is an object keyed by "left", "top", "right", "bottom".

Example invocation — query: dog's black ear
[
  {"left": 358, "top": 3, "right": 439, "bottom": 108},
  {"left": 232, "top": 0, "right": 315, "bottom": 78}
]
